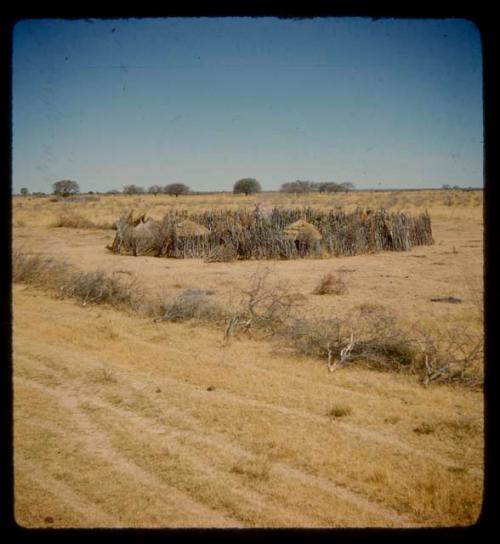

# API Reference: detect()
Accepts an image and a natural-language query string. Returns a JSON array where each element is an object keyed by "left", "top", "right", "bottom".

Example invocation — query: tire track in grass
[
  {"left": 16, "top": 373, "right": 416, "bottom": 527},
  {"left": 14, "top": 307, "right": 481, "bottom": 527},
  {"left": 15, "top": 457, "right": 119, "bottom": 527},
  {"left": 15, "top": 287, "right": 481, "bottom": 479},
  {"left": 16, "top": 374, "right": 319, "bottom": 527},
  {"left": 18, "top": 339, "right": 480, "bottom": 478},
  {"left": 142, "top": 369, "right": 481, "bottom": 477},
  {"left": 15, "top": 375, "right": 240, "bottom": 528},
  {"left": 75, "top": 325, "right": 483, "bottom": 478}
]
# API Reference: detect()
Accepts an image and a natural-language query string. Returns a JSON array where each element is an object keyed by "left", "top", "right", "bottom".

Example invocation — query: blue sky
[{"left": 12, "top": 17, "right": 483, "bottom": 193}]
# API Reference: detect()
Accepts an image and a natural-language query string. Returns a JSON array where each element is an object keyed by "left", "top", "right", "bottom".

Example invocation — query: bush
[
  {"left": 58, "top": 270, "right": 139, "bottom": 308},
  {"left": 51, "top": 212, "right": 95, "bottom": 229},
  {"left": 161, "top": 288, "right": 228, "bottom": 323},
  {"left": 12, "top": 251, "right": 68, "bottom": 287},
  {"left": 281, "top": 306, "right": 418, "bottom": 373},
  {"left": 239, "top": 269, "right": 303, "bottom": 333},
  {"left": 413, "top": 326, "right": 483, "bottom": 387}
]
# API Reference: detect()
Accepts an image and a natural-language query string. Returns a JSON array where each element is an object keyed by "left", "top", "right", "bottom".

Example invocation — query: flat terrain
[{"left": 12, "top": 190, "right": 484, "bottom": 527}]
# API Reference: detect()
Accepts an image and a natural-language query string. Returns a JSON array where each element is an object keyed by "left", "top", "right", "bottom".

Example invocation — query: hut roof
[
  {"left": 175, "top": 219, "right": 209, "bottom": 237},
  {"left": 133, "top": 218, "right": 158, "bottom": 232},
  {"left": 284, "top": 219, "right": 322, "bottom": 241}
]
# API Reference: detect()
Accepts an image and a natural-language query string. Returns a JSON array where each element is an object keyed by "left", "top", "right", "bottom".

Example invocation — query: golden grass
[
  {"left": 12, "top": 189, "right": 484, "bottom": 527},
  {"left": 13, "top": 285, "right": 483, "bottom": 527},
  {"left": 12, "top": 189, "right": 483, "bottom": 228}
]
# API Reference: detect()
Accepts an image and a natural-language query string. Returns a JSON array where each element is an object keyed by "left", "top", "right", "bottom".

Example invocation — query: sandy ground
[{"left": 12, "top": 191, "right": 484, "bottom": 527}]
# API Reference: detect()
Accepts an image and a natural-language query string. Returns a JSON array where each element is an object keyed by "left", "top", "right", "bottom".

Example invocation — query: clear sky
[{"left": 12, "top": 17, "right": 483, "bottom": 193}]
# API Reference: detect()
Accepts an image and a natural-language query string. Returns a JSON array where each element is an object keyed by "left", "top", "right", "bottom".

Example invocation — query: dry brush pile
[
  {"left": 160, "top": 269, "right": 482, "bottom": 388},
  {"left": 12, "top": 251, "right": 141, "bottom": 310},
  {"left": 13, "top": 251, "right": 481, "bottom": 388},
  {"left": 224, "top": 270, "right": 482, "bottom": 387},
  {"left": 108, "top": 207, "right": 433, "bottom": 260}
]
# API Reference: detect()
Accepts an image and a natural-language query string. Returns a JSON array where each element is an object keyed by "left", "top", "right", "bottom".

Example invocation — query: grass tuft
[
  {"left": 328, "top": 405, "right": 352, "bottom": 418},
  {"left": 313, "top": 272, "right": 347, "bottom": 295}
]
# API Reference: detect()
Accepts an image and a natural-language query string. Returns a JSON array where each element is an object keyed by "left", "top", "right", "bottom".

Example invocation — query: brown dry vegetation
[{"left": 12, "top": 189, "right": 484, "bottom": 527}]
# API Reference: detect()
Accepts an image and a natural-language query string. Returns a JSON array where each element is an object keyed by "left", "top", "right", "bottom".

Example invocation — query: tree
[
  {"left": 280, "top": 180, "right": 314, "bottom": 193},
  {"left": 164, "top": 183, "right": 190, "bottom": 197},
  {"left": 52, "top": 180, "right": 80, "bottom": 196},
  {"left": 20, "top": 187, "right": 29, "bottom": 196},
  {"left": 340, "top": 182, "right": 355, "bottom": 192},
  {"left": 123, "top": 184, "right": 145, "bottom": 195},
  {"left": 318, "top": 182, "right": 342, "bottom": 193},
  {"left": 442, "top": 184, "right": 451, "bottom": 190},
  {"left": 148, "top": 185, "right": 163, "bottom": 196},
  {"left": 233, "top": 178, "right": 262, "bottom": 195}
]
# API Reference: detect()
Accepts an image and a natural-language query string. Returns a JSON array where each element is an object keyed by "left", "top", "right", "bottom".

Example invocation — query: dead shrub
[
  {"left": 226, "top": 269, "right": 304, "bottom": 339},
  {"left": 161, "top": 288, "right": 228, "bottom": 324},
  {"left": 281, "top": 317, "right": 344, "bottom": 363},
  {"left": 313, "top": 272, "right": 347, "bottom": 295},
  {"left": 413, "top": 326, "right": 483, "bottom": 387},
  {"left": 58, "top": 270, "right": 139, "bottom": 308},
  {"left": 242, "top": 269, "right": 303, "bottom": 331},
  {"left": 12, "top": 251, "right": 69, "bottom": 288},
  {"left": 51, "top": 212, "right": 113, "bottom": 230},
  {"left": 281, "top": 306, "right": 418, "bottom": 374},
  {"left": 13, "top": 251, "right": 140, "bottom": 310},
  {"left": 280, "top": 306, "right": 482, "bottom": 387},
  {"left": 51, "top": 212, "right": 96, "bottom": 229}
]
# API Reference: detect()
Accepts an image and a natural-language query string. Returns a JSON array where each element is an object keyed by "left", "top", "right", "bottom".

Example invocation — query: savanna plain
[{"left": 12, "top": 189, "right": 484, "bottom": 528}]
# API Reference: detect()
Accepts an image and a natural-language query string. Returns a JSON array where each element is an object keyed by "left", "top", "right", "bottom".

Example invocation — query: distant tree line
[
  {"left": 442, "top": 184, "right": 478, "bottom": 191},
  {"left": 17, "top": 180, "right": 482, "bottom": 198},
  {"left": 43, "top": 177, "right": 361, "bottom": 197},
  {"left": 122, "top": 183, "right": 191, "bottom": 196},
  {"left": 280, "top": 180, "right": 355, "bottom": 193}
]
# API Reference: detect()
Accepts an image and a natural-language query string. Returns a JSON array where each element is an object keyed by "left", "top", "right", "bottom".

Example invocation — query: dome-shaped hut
[
  {"left": 284, "top": 218, "right": 322, "bottom": 243},
  {"left": 175, "top": 219, "right": 210, "bottom": 237}
]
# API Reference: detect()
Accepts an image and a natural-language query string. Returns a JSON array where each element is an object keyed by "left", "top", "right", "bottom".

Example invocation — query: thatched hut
[
  {"left": 174, "top": 219, "right": 209, "bottom": 237},
  {"left": 108, "top": 207, "right": 433, "bottom": 260},
  {"left": 283, "top": 219, "right": 322, "bottom": 243}
]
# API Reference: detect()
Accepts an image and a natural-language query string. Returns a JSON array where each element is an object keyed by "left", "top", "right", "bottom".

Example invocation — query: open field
[{"left": 12, "top": 189, "right": 484, "bottom": 527}]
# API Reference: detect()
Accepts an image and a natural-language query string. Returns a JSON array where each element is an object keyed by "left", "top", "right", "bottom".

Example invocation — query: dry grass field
[{"left": 12, "top": 189, "right": 484, "bottom": 528}]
